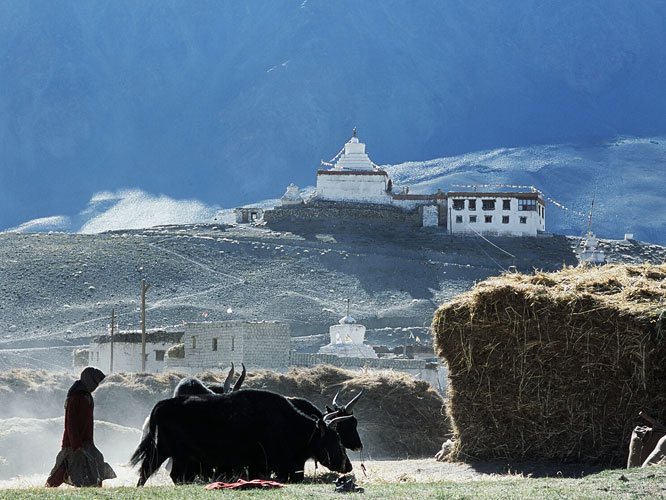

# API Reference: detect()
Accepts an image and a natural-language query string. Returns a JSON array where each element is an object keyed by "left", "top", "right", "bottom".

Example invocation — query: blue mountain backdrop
[{"left": 2, "top": 1, "right": 666, "bottom": 242}]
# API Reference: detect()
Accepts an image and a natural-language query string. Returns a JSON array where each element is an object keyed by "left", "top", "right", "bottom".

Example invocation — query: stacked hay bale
[{"left": 432, "top": 263, "right": 666, "bottom": 465}]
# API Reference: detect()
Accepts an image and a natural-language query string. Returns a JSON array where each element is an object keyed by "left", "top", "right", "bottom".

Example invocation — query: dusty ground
[
  {"left": 0, "top": 459, "right": 510, "bottom": 490},
  {"left": 0, "top": 456, "right": 609, "bottom": 490}
]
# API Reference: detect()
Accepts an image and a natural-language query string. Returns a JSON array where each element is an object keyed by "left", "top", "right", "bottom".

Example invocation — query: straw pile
[
  {"left": 0, "top": 365, "right": 449, "bottom": 459},
  {"left": 432, "top": 263, "right": 666, "bottom": 465},
  {"left": 200, "top": 364, "right": 450, "bottom": 458}
]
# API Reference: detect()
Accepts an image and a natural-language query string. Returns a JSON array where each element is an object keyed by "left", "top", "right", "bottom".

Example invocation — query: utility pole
[
  {"left": 110, "top": 308, "right": 115, "bottom": 373},
  {"left": 141, "top": 279, "right": 151, "bottom": 372}
]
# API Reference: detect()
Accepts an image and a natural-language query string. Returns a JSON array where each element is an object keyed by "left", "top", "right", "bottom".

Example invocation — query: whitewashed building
[
  {"left": 87, "top": 331, "right": 184, "bottom": 374},
  {"left": 446, "top": 191, "right": 545, "bottom": 237},
  {"left": 167, "top": 320, "right": 290, "bottom": 373},
  {"left": 315, "top": 129, "right": 392, "bottom": 204}
]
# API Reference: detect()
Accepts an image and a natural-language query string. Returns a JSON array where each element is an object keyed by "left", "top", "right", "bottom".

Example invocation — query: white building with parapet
[
  {"left": 166, "top": 320, "right": 290, "bottom": 373},
  {"left": 87, "top": 330, "right": 184, "bottom": 374},
  {"left": 446, "top": 191, "right": 545, "bottom": 237}
]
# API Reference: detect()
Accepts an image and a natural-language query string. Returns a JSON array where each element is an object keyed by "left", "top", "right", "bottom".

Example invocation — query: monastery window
[
  {"left": 155, "top": 350, "right": 165, "bottom": 362},
  {"left": 455, "top": 215, "right": 463, "bottom": 223},
  {"left": 520, "top": 216, "right": 527, "bottom": 224},
  {"left": 503, "top": 199, "right": 511, "bottom": 210},
  {"left": 453, "top": 199, "right": 465, "bottom": 211},
  {"left": 468, "top": 199, "right": 476, "bottom": 210},
  {"left": 231, "top": 336, "right": 235, "bottom": 351},
  {"left": 485, "top": 215, "right": 493, "bottom": 223},
  {"left": 96, "top": 352, "right": 99, "bottom": 363},
  {"left": 482, "top": 200, "right": 495, "bottom": 211},
  {"left": 502, "top": 216, "right": 510, "bottom": 224},
  {"left": 192, "top": 336, "right": 197, "bottom": 349},
  {"left": 519, "top": 199, "right": 537, "bottom": 211},
  {"left": 212, "top": 338, "right": 218, "bottom": 351},
  {"left": 469, "top": 215, "right": 477, "bottom": 223}
]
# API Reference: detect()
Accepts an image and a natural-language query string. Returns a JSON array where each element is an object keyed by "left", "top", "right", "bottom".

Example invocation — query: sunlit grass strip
[{"left": 3, "top": 466, "right": 666, "bottom": 500}]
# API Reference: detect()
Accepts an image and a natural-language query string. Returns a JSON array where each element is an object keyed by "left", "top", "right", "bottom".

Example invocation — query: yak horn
[
  {"left": 343, "top": 390, "right": 363, "bottom": 413},
  {"left": 326, "top": 415, "right": 353, "bottom": 431},
  {"left": 223, "top": 362, "right": 235, "bottom": 393},
  {"left": 233, "top": 363, "right": 246, "bottom": 392},
  {"left": 332, "top": 390, "right": 341, "bottom": 409}
]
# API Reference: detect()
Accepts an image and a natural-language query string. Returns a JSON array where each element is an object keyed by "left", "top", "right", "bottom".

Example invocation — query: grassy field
[{"left": 2, "top": 465, "right": 665, "bottom": 500}]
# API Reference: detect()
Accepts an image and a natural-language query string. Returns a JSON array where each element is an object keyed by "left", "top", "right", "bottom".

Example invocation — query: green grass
[{"left": 2, "top": 466, "right": 666, "bottom": 500}]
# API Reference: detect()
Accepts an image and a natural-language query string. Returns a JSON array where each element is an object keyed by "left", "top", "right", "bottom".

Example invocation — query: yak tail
[{"left": 130, "top": 411, "right": 159, "bottom": 486}]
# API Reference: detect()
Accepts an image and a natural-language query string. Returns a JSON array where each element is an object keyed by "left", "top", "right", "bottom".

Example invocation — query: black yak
[{"left": 131, "top": 389, "right": 352, "bottom": 485}]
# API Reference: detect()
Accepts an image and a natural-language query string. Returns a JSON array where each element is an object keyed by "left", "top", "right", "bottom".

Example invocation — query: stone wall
[{"left": 264, "top": 200, "right": 423, "bottom": 228}]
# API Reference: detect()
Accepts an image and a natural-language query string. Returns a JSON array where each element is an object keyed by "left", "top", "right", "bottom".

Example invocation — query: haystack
[{"left": 432, "top": 263, "right": 666, "bottom": 465}]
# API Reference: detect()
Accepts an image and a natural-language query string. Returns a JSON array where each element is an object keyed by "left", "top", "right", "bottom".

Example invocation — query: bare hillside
[{"left": 0, "top": 222, "right": 664, "bottom": 370}]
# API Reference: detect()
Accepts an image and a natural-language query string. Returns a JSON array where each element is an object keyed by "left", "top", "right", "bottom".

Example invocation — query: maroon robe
[{"left": 46, "top": 382, "right": 114, "bottom": 487}]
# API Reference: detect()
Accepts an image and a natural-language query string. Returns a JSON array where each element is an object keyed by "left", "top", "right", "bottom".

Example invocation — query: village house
[
  {"left": 87, "top": 330, "right": 184, "bottom": 374},
  {"left": 166, "top": 320, "right": 290, "bottom": 373}
]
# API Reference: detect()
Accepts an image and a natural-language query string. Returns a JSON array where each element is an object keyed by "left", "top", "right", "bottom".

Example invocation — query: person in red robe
[{"left": 45, "top": 367, "right": 116, "bottom": 487}]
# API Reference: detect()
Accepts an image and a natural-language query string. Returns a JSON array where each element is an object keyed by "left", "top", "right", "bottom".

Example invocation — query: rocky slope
[{"left": 1, "top": 220, "right": 664, "bottom": 370}]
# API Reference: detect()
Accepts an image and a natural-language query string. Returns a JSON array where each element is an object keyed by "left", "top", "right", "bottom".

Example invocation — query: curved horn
[
  {"left": 233, "top": 363, "right": 246, "bottom": 392},
  {"left": 223, "top": 362, "right": 235, "bottom": 393},
  {"left": 325, "top": 415, "right": 353, "bottom": 431},
  {"left": 343, "top": 390, "right": 363, "bottom": 414},
  {"left": 332, "top": 390, "right": 341, "bottom": 410}
]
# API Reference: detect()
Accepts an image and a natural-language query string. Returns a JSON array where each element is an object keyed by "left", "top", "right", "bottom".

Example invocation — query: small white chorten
[
  {"left": 281, "top": 183, "right": 304, "bottom": 206},
  {"left": 318, "top": 300, "right": 377, "bottom": 358},
  {"left": 579, "top": 232, "right": 606, "bottom": 265}
]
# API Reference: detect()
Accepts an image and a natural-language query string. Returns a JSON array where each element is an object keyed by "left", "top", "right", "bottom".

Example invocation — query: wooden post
[
  {"left": 110, "top": 308, "right": 115, "bottom": 373},
  {"left": 141, "top": 279, "right": 151, "bottom": 372}
]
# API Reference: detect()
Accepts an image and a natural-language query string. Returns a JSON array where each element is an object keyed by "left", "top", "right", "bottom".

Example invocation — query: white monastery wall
[{"left": 316, "top": 173, "right": 390, "bottom": 204}]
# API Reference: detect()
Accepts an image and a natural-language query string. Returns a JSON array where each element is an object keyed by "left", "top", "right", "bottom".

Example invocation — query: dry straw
[
  {"left": 432, "top": 263, "right": 666, "bottom": 465},
  {"left": 0, "top": 365, "right": 449, "bottom": 459}
]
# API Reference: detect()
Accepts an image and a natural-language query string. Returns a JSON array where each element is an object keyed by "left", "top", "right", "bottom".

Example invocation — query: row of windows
[
  {"left": 455, "top": 215, "right": 528, "bottom": 224},
  {"left": 191, "top": 336, "right": 234, "bottom": 351},
  {"left": 452, "top": 198, "right": 540, "bottom": 212}
]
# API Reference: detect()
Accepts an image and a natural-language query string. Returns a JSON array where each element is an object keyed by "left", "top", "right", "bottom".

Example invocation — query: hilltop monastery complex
[{"left": 239, "top": 129, "right": 546, "bottom": 237}]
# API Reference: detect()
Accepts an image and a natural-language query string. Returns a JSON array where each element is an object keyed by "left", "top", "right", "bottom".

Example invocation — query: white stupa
[
  {"left": 579, "top": 232, "right": 606, "bottom": 265},
  {"left": 318, "top": 300, "right": 378, "bottom": 358},
  {"left": 315, "top": 129, "right": 391, "bottom": 204},
  {"left": 281, "top": 183, "right": 304, "bottom": 206}
]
